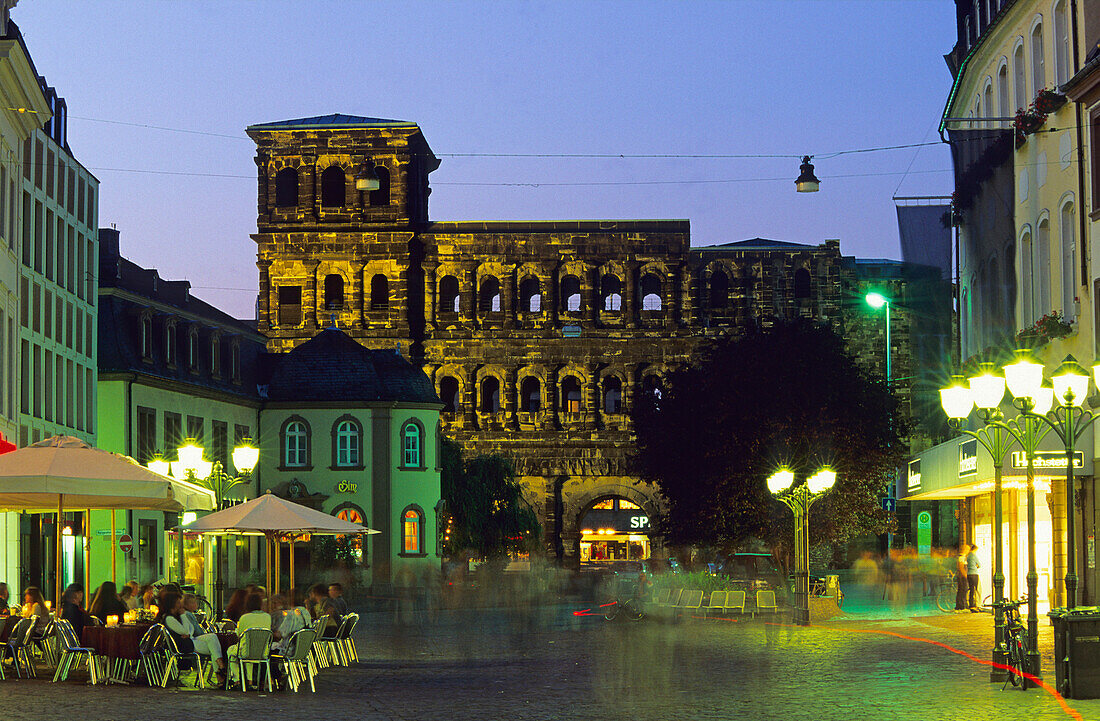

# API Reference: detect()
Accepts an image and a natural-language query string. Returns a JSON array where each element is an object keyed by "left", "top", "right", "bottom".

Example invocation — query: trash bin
[{"left": 1048, "top": 607, "right": 1100, "bottom": 699}]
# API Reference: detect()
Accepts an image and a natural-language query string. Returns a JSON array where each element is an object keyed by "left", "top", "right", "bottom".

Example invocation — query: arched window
[
  {"left": 479, "top": 276, "right": 501, "bottom": 313},
  {"left": 561, "top": 376, "right": 582, "bottom": 413},
  {"left": 210, "top": 334, "right": 221, "bottom": 377},
  {"left": 439, "top": 275, "right": 460, "bottom": 314},
  {"left": 165, "top": 322, "right": 177, "bottom": 365},
  {"left": 1031, "top": 22, "right": 1045, "bottom": 95},
  {"left": 602, "top": 376, "right": 622, "bottom": 414},
  {"left": 336, "top": 506, "right": 365, "bottom": 525},
  {"left": 520, "top": 276, "right": 541, "bottom": 312},
  {"left": 480, "top": 376, "right": 500, "bottom": 413},
  {"left": 1014, "top": 43, "right": 1027, "bottom": 111},
  {"left": 1054, "top": 1, "right": 1070, "bottom": 85},
  {"left": 324, "top": 274, "right": 344, "bottom": 309},
  {"left": 401, "top": 505, "right": 424, "bottom": 555},
  {"left": 709, "top": 271, "right": 729, "bottom": 308},
  {"left": 320, "top": 165, "right": 345, "bottom": 207},
  {"left": 793, "top": 268, "right": 811, "bottom": 300},
  {"left": 1037, "top": 217, "right": 1051, "bottom": 318},
  {"left": 187, "top": 328, "right": 198, "bottom": 371},
  {"left": 369, "top": 166, "right": 390, "bottom": 207},
  {"left": 140, "top": 316, "right": 152, "bottom": 359},
  {"left": 370, "top": 274, "right": 389, "bottom": 310},
  {"left": 401, "top": 421, "right": 423, "bottom": 468},
  {"left": 520, "top": 376, "right": 541, "bottom": 413},
  {"left": 1020, "top": 228, "right": 1034, "bottom": 326},
  {"left": 640, "top": 273, "right": 662, "bottom": 311},
  {"left": 641, "top": 375, "right": 663, "bottom": 402},
  {"left": 275, "top": 167, "right": 298, "bottom": 208},
  {"left": 1061, "top": 200, "right": 1076, "bottom": 320},
  {"left": 560, "top": 275, "right": 582, "bottom": 312},
  {"left": 997, "top": 64, "right": 1009, "bottom": 119},
  {"left": 333, "top": 417, "right": 361, "bottom": 468},
  {"left": 983, "top": 81, "right": 992, "bottom": 127},
  {"left": 439, "top": 376, "right": 460, "bottom": 414},
  {"left": 282, "top": 418, "right": 310, "bottom": 468},
  {"left": 600, "top": 274, "right": 622, "bottom": 311}
]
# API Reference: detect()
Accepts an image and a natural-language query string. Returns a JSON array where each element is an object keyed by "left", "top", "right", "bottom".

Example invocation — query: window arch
[
  {"left": 400, "top": 504, "right": 426, "bottom": 555},
  {"left": 320, "top": 165, "right": 346, "bottom": 207},
  {"left": 369, "top": 165, "right": 390, "bottom": 207},
  {"left": 519, "top": 376, "right": 541, "bottom": 413},
  {"left": 280, "top": 416, "right": 311, "bottom": 469},
  {"left": 332, "top": 416, "right": 362, "bottom": 468},
  {"left": 560, "top": 275, "right": 582, "bottom": 312},
  {"left": 334, "top": 504, "right": 366, "bottom": 526},
  {"left": 602, "top": 375, "right": 622, "bottom": 414},
  {"left": 480, "top": 376, "right": 501, "bottom": 413},
  {"left": 1060, "top": 199, "right": 1075, "bottom": 320},
  {"left": 793, "top": 268, "right": 811, "bottom": 300},
  {"left": 520, "top": 276, "right": 541, "bottom": 312},
  {"left": 1014, "top": 41, "right": 1027, "bottom": 111},
  {"left": 1054, "top": 0, "right": 1069, "bottom": 85},
  {"left": 561, "top": 375, "right": 583, "bottom": 413},
  {"left": 439, "top": 275, "right": 460, "bottom": 314},
  {"left": 983, "top": 79, "right": 993, "bottom": 128},
  {"left": 640, "top": 273, "right": 662, "bottom": 310},
  {"left": 324, "top": 274, "right": 344, "bottom": 310},
  {"left": 641, "top": 375, "right": 664, "bottom": 402},
  {"left": 401, "top": 420, "right": 424, "bottom": 468},
  {"left": 1020, "top": 226, "right": 1034, "bottom": 326},
  {"left": 165, "top": 320, "right": 177, "bottom": 366},
  {"left": 439, "top": 376, "right": 460, "bottom": 414},
  {"left": 1037, "top": 215, "right": 1052, "bottom": 319},
  {"left": 275, "top": 167, "right": 298, "bottom": 208},
  {"left": 997, "top": 62, "right": 1009, "bottom": 119},
  {"left": 140, "top": 316, "right": 152, "bottom": 359},
  {"left": 187, "top": 327, "right": 199, "bottom": 371},
  {"left": 709, "top": 270, "right": 729, "bottom": 308},
  {"left": 479, "top": 276, "right": 501, "bottom": 313},
  {"left": 600, "top": 274, "right": 622, "bottom": 311},
  {"left": 1031, "top": 19, "right": 1045, "bottom": 95},
  {"left": 370, "top": 274, "right": 389, "bottom": 311}
]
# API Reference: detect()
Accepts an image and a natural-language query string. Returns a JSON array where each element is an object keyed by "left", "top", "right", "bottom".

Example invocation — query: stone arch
[{"left": 563, "top": 483, "right": 664, "bottom": 541}]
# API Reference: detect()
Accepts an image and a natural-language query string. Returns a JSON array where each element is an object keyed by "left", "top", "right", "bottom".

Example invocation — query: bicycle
[
  {"left": 986, "top": 597, "right": 1029, "bottom": 690},
  {"left": 934, "top": 573, "right": 960, "bottom": 612},
  {"left": 603, "top": 596, "right": 646, "bottom": 621}
]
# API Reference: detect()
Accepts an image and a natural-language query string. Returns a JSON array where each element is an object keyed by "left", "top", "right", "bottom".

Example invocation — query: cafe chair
[
  {"left": 308, "top": 617, "right": 330, "bottom": 670},
  {"left": 51, "top": 619, "right": 100, "bottom": 684},
  {"left": 158, "top": 626, "right": 204, "bottom": 689},
  {"left": 135, "top": 624, "right": 168, "bottom": 687},
  {"left": 228, "top": 627, "right": 273, "bottom": 692},
  {"left": 270, "top": 628, "right": 318, "bottom": 692},
  {"left": 31, "top": 619, "right": 58, "bottom": 667}
]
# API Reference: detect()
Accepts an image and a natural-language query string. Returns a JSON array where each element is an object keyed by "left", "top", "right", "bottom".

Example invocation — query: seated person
[
  {"left": 271, "top": 594, "right": 309, "bottom": 653},
  {"left": 182, "top": 594, "right": 203, "bottom": 631},
  {"left": 60, "top": 583, "right": 86, "bottom": 639},
  {"left": 309, "top": 584, "right": 338, "bottom": 637},
  {"left": 88, "top": 581, "right": 128, "bottom": 625},
  {"left": 327, "top": 583, "right": 348, "bottom": 616},
  {"left": 158, "top": 591, "right": 226, "bottom": 685},
  {"left": 225, "top": 593, "right": 272, "bottom": 684},
  {"left": 21, "top": 586, "right": 49, "bottom": 635}
]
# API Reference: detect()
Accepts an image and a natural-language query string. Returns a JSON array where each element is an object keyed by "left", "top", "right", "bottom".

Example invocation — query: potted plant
[
  {"left": 1015, "top": 310, "right": 1074, "bottom": 347},
  {"left": 1033, "top": 88, "right": 1067, "bottom": 115}
]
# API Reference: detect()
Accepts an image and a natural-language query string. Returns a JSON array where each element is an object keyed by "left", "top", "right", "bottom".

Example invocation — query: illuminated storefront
[{"left": 579, "top": 497, "right": 652, "bottom": 563}]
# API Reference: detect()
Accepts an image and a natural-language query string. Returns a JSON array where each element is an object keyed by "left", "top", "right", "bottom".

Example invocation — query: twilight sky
[{"left": 15, "top": 0, "right": 957, "bottom": 319}]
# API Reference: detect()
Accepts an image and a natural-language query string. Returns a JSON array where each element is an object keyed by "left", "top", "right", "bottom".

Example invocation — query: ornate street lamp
[{"left": 768, "top": 466, "right": 836, "bottom": 626}]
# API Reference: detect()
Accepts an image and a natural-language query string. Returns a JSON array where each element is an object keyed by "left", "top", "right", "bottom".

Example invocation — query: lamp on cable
[{"left": 795, "top": 155, "right": 820, "bottom": 193}]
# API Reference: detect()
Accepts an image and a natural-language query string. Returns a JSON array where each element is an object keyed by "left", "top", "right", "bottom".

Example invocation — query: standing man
[
  {"left": 955, "top": 546, "right": 969, "bottom": 612},
  {"left": 966, "top": 544, "right": 981, "bottom": 612}
]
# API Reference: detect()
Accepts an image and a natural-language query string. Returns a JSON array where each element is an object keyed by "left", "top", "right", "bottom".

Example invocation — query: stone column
[
  {"left": 667, "top": 264, "right": 680, "bottom": 329},
  {"left": 460, "top": 264, "right": 476, "bottom": 327},
  {"left": 464, "top": 366, "right": 478, "bottom": 430},
  {"left": 505, "top": 366, "right": 519, "bottom": 430},
  {"left": 548, "top": 365, "right": 562, "bottom": 430},
  {"left": 623, "top": 262, "right": 637, "bottom": 328},
  {"left": 504, "top": 267, "right": 517, "bottom": 330},
  {"left": 423, "top": 262, "right": 438, "bottom": 331},
  {"left": 305, "top": 260, "right": 320, "bottom": 329},
  {"left": 257, "top": 259, "right": 272, "bottom": 332},
  {"left": 351, "top": 261, "right": 366, "bottom": 329},
  {"left": 586, "top": 363, "right": 601, "bottom": 430}
]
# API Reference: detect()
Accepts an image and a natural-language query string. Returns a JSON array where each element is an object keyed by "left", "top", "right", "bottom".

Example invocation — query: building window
[
  {"left": 560, "top": 275, "right": 582, "bottom": 312},
  {"left": 520, "top": 276, "right": 541, "bottom": 312},
  {"left": 640, "top": 273, "right": 663, "bottom": 311},
  {"left": 230, "top": 341, "right": 241, "bottom": 382},
  {"left": 278, "top": 285, "right": 303, "bottom": 326},
  {"left": 212, "top": 420, "right": 228, "bottom": 470},
  {"left": 480, "top": 377, "right": 501, "bottom": 413},
  {"left": 336, "top": 505, "right": 365, "bottom": 525},
  {"left": 137, "top": 406, "right": 156, "bottom": 464},
  {"left": 320, "top": 166, "right": 345, "bottom": 208},
  {"left": 164, "top": 412, "right": 182, "bottom": 454},
  {"left": 282, "top": 417, "right": 310, "bottom": 469},
  {"left": 600, "top": 274, "right": 622, "bottom": 311},
  {"left": 275, "top": 167, "right": 298, "bottom": 208},
  {"left": 1014, "top": 43, "right": 1027, "bottom": 112},
  {"left": 997, "top": 63, "right": 1009, "bottom": 119},
  {"left": 1061, "top": 200, "right": 1075, "bottom": 321},
  {"left": 210, "top": 334, "right": 221, "bottom": 377},
  {"left": 1020, "top": 228, "right": 1034, "bottom": 327},
  {"left": 1054, "top": 1, "right": 1069, "bottom": 86},
  {"left": 370, "top": 274, "right": 389, "bottom": 310},
  {"left": 709, "top": 271, "right": 729, "bottom": 308},
  {"left": 187, "top": 415, "right": 204, "bottom": 446},
  {"left": 439, "top": 376, "right": 460, "bottom": 414},
  {"left": 603, "top": 376, "right": 622, "bottom": 414},
  {"left": 165, "top": 321, "right": 177, "bottom": 366},
  {"left": 520, "top": 376, "right": 541, "bottom": 413},
  {"left": 401, "top": 505, "right": 425, "bottom": 555},
  {"left": 793, "top": 268, "right": 811, "bottom": 300},
  {"left": 369, "top": 166, "right": 390, "bottom": 207},
  {"left": 187, "top": 328, "right": 199, "bottom": 372},
  {"left": 561, "top": 376, "right": 583, "bottom": 413},
  {"left": 1031, "top": 21, "right": 1045, "bottom": 96},
  {"left": 402, "top": 421, "right": 423, "bottom": 468},
  {"left": 333, "top": 417, "right": 362, "bottom": 468},
  {"left": 140, "top": 316, "right": 153, "bottom": 360},
  {"left": 1037, "top": 217, "right": 1051, "bottom": 319},
  {"left": 324, "top": 274, "right": 344, "bottom": 310},
  {"left": 478, "top": 276, "right": 501, "bottom": 313},
  {"left": 439, "top": 275, "right": 460, "bottom": 314}
]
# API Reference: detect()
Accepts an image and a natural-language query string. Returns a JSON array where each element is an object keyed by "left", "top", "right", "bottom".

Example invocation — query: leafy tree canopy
[
  {"left": 440, "top": 439, "right": 540, "bottom": 559},
  {"left": 633, "top": 320, "right": 906, "bottom": 555}
]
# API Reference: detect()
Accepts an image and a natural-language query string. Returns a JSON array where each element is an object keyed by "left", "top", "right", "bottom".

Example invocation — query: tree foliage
[
  {"left": 633, "top": 320, "right": 906, "bottom": 557},
  {"left": 440, "top": 439, "right": 540, "bottom": 559}
]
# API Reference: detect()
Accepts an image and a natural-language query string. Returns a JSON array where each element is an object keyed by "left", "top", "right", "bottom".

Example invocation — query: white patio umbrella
[
  {"left": 180, "top": 492, "right": 378, "bottom": 597},
  {"left": 0, "top": 436, "right": 217, "bottom": 608}
]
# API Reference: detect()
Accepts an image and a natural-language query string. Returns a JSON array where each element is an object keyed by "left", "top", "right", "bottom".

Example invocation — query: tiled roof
[
  {"left": 265, "top": 329, "right": 439, "bottom": 404},
  {"left": 697, "top": 238, "right": 821, "bottom": 251},
  {"left": 246, "top": 114, "right": 415, "bottom": 131}
]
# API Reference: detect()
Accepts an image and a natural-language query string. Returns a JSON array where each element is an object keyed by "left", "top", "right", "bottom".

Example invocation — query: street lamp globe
[
  {"left": 1004, "top": 350, "right": 1044, "bottom": 400},
  {"left": 147, "top": 455, "right": 171, "bottom": 477},
  {"left": 232, "top": 442, "right": 260, "bottom": 474},
  {"left": 865, "top": 292, "right": 888, "bottom": 309},
  {"left": 968, "top": 363, "right": 1006, "bottom": 410},
  {"left": 807, "top": 468, "right": 837, "bottom": 494},
  {"left": 939, "top": 375, "right": 974, "bottom": 420},
  {"left": 1052, "top": 355, "right": 1090, "bottom": 407},
  {"left": 177, "top": 440, "right": 204, "bottom": 470},
  {"left": 767, "top": 468, "right": 795, "bottom": 494},
  {"left": 795, "top": 156, "right": 820, "bottom": 193},
  {"left": 1032, "top": 382, "right": 1055, "bottom": 415}
]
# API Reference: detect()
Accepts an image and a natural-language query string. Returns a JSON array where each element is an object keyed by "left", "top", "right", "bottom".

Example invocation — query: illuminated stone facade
[{"left": 247, "top": 115, "right": 923, "bottom": 563}]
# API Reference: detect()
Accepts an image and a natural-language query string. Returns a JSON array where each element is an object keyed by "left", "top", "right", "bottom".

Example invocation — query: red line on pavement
[{"left": 753, "top": 621, "right": 1083, "bottom": 721}]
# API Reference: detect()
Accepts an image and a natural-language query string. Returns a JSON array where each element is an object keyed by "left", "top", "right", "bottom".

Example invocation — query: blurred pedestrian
[{"left": 966, "top": 544, "right": 981, "bottom": 611}]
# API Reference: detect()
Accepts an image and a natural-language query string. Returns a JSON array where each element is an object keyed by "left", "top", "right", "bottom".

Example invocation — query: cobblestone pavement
[{"left": 4, "top": 604, "right": 1098, "bottom": 721}]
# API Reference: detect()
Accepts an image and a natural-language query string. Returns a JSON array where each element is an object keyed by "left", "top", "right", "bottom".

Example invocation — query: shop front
[
  {"left": 578, "top": 497, "right": 652, "bottom": 563},
  {"left": 902, "top": 433, "right": 1093, "bottom": 612}
]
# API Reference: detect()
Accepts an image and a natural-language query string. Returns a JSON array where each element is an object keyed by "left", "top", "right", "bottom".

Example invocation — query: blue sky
[{"left": 15, "top": 0, "right": 957, "bottom": 318}]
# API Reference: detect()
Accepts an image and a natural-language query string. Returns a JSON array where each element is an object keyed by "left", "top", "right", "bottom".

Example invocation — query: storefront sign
[
  {"left": 630, "top": 515, "right": 650, "bottom": 529},
  {"left": 1009, "top": 450, "right": 1084, "bottom": 470},
  {"left": 958, "top": 439, "right": 978, "bottom": 477},
  {"left": 907, "top": 459, "right": 921, "bottom": 491},
  {"left": 917, "top": 511, "right": 932, "bottom": 556},
  {"left": 336, "top": 480, "right": 358, "bottom": 493}
]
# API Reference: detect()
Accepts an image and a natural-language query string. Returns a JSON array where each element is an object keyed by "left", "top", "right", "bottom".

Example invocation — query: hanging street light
[
  {"left": 795, "top": 155, "right": 820, "bottom": 193},
  {"left": 355, "top": 163, "right": 380, "bottom": 192}
]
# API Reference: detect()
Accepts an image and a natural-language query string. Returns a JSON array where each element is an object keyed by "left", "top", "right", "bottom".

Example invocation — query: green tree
[
  {"left": 633, "top": 320, "right": 906, "bottom": 558},
  {"left": 440, "top": 439, "right": 540, "bottom": 558}
]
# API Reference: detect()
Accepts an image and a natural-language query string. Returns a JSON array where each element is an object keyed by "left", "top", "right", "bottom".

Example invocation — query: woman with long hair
[
  {"left": 158, "top": 591, "right": 227, "bottom": 686},
  {"left": 21, "top": 586, "right": 49, "bottom": 634},
  {"left": 88, "top": 581, "right": 128, "bottom": 624},
  {"left": 224, "top": 588, "right": 248, "bottom": 623}
]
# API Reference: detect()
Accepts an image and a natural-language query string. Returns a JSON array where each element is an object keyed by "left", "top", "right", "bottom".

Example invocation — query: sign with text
[
  {"left": 1009, "top": 450, "right": 1084, "bottom": 470},
  {"left": 917, "top": 511, "right": 932, "bottom": 556},
  {"left": 958, "top": 438, "right": 978, "bottom": 477},
  {"left": 907, "top": 459, "right": 921, "bottom": 491}
]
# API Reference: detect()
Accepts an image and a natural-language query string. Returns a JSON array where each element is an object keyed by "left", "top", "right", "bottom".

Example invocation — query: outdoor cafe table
[{"left": 82, "top": 623, "right": 153, "bottom": 683}]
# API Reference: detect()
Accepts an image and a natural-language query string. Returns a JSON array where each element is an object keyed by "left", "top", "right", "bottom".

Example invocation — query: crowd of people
[{"left": 851, "top": 544, "right": 984, "bottom": 611}]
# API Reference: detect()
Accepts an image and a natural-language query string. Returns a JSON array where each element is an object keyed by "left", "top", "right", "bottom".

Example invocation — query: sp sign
[{"left": 629, "top": 516, "right": 650, "bottom": 529}]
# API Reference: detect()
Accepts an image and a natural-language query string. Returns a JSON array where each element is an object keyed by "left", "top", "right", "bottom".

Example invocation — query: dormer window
[
  {"left": 187, "top": 328, "right": 199, "bottom": 372},
  {"left": 210, "top": 333, "right": 222, "bottom": 378},
  {"left": 140, "top": 315, "right": 153, "bottom": 360},
  {"left": 165, "top": 320, "right": 177, "bottom": 366},
  {"left": 230, "top": 340, "right": 241, "bottom": 383}
]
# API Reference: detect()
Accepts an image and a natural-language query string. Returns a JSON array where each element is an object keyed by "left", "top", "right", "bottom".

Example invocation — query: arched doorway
[{"left": 577, "top": 496, "right": 653, "bottom": 563}]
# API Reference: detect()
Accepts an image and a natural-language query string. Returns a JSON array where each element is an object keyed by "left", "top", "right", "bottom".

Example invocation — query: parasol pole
[
  {"left": 273, "top": 534, "right": 281, "bottom": 597},
  {"left": 84, "top": 508, "right": 91, "bottom": 601},
  {"left": 289, "top": 535, "right": 296, "bottom": 599},
  {"left": 54, "top": 494, "right": 63, "bottom": 612},
  {"left": 265, "top": 532, "right": 273, "bottom": 602},
  {"left": 110, "top": 510, "right": 117, "bottom": 585}
]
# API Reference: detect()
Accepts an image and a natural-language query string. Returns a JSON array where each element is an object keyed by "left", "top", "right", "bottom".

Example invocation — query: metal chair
[
  {"left": 159, "top": 627, "right": 205, "bottom": 688},
  {"left": 135, "top": 623, "right": 167, "bottom": 686},
  {"left": 318, "top": 614, "right": 352, "bottom": 666},
  {"left": 335, "top": 612, "right": 359, "bottom": 665},
  {"left": 308, "top": 617, "right": 330, "bottom": 670},
  {"left": 271, "top": 628, "right": 317, "bottom": 692},
  {"left": 1, "top": 617, "right": 38, "bottom": 678},
  {"left": 31, "top": 618, "right": 58, "bottom": 667},
  {"left": 50, "top": 618, "right": 100, "bottom": 684},
  {"left": 228, "top": 627, "right": 273, "bottom": 692}
]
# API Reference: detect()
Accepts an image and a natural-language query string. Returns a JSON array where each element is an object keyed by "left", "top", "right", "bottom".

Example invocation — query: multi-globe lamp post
[
  {"left": 940, "top": 352, "right": 1099, "bottom": 685},
  {"left": 767, "top": 467, "right": 837, "bottom": 626},
  {"left": 148, "top": 438, "right": 259, "bottom": 610}
]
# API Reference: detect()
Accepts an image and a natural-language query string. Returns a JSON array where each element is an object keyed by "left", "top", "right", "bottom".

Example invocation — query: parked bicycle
[
  {"left": 986, "top": 597, "right": 1029, "bottom": 690},
  {"left": 935, "top": 572, "right": 960, "bottom": 612},
  {"left": 603, "top": 595, "right": 646, "bottom": 621}
]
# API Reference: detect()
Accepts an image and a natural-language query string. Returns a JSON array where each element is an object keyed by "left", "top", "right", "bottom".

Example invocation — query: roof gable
[{"left": 246, "top": 114, "right": 416, "bottom": 131}]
